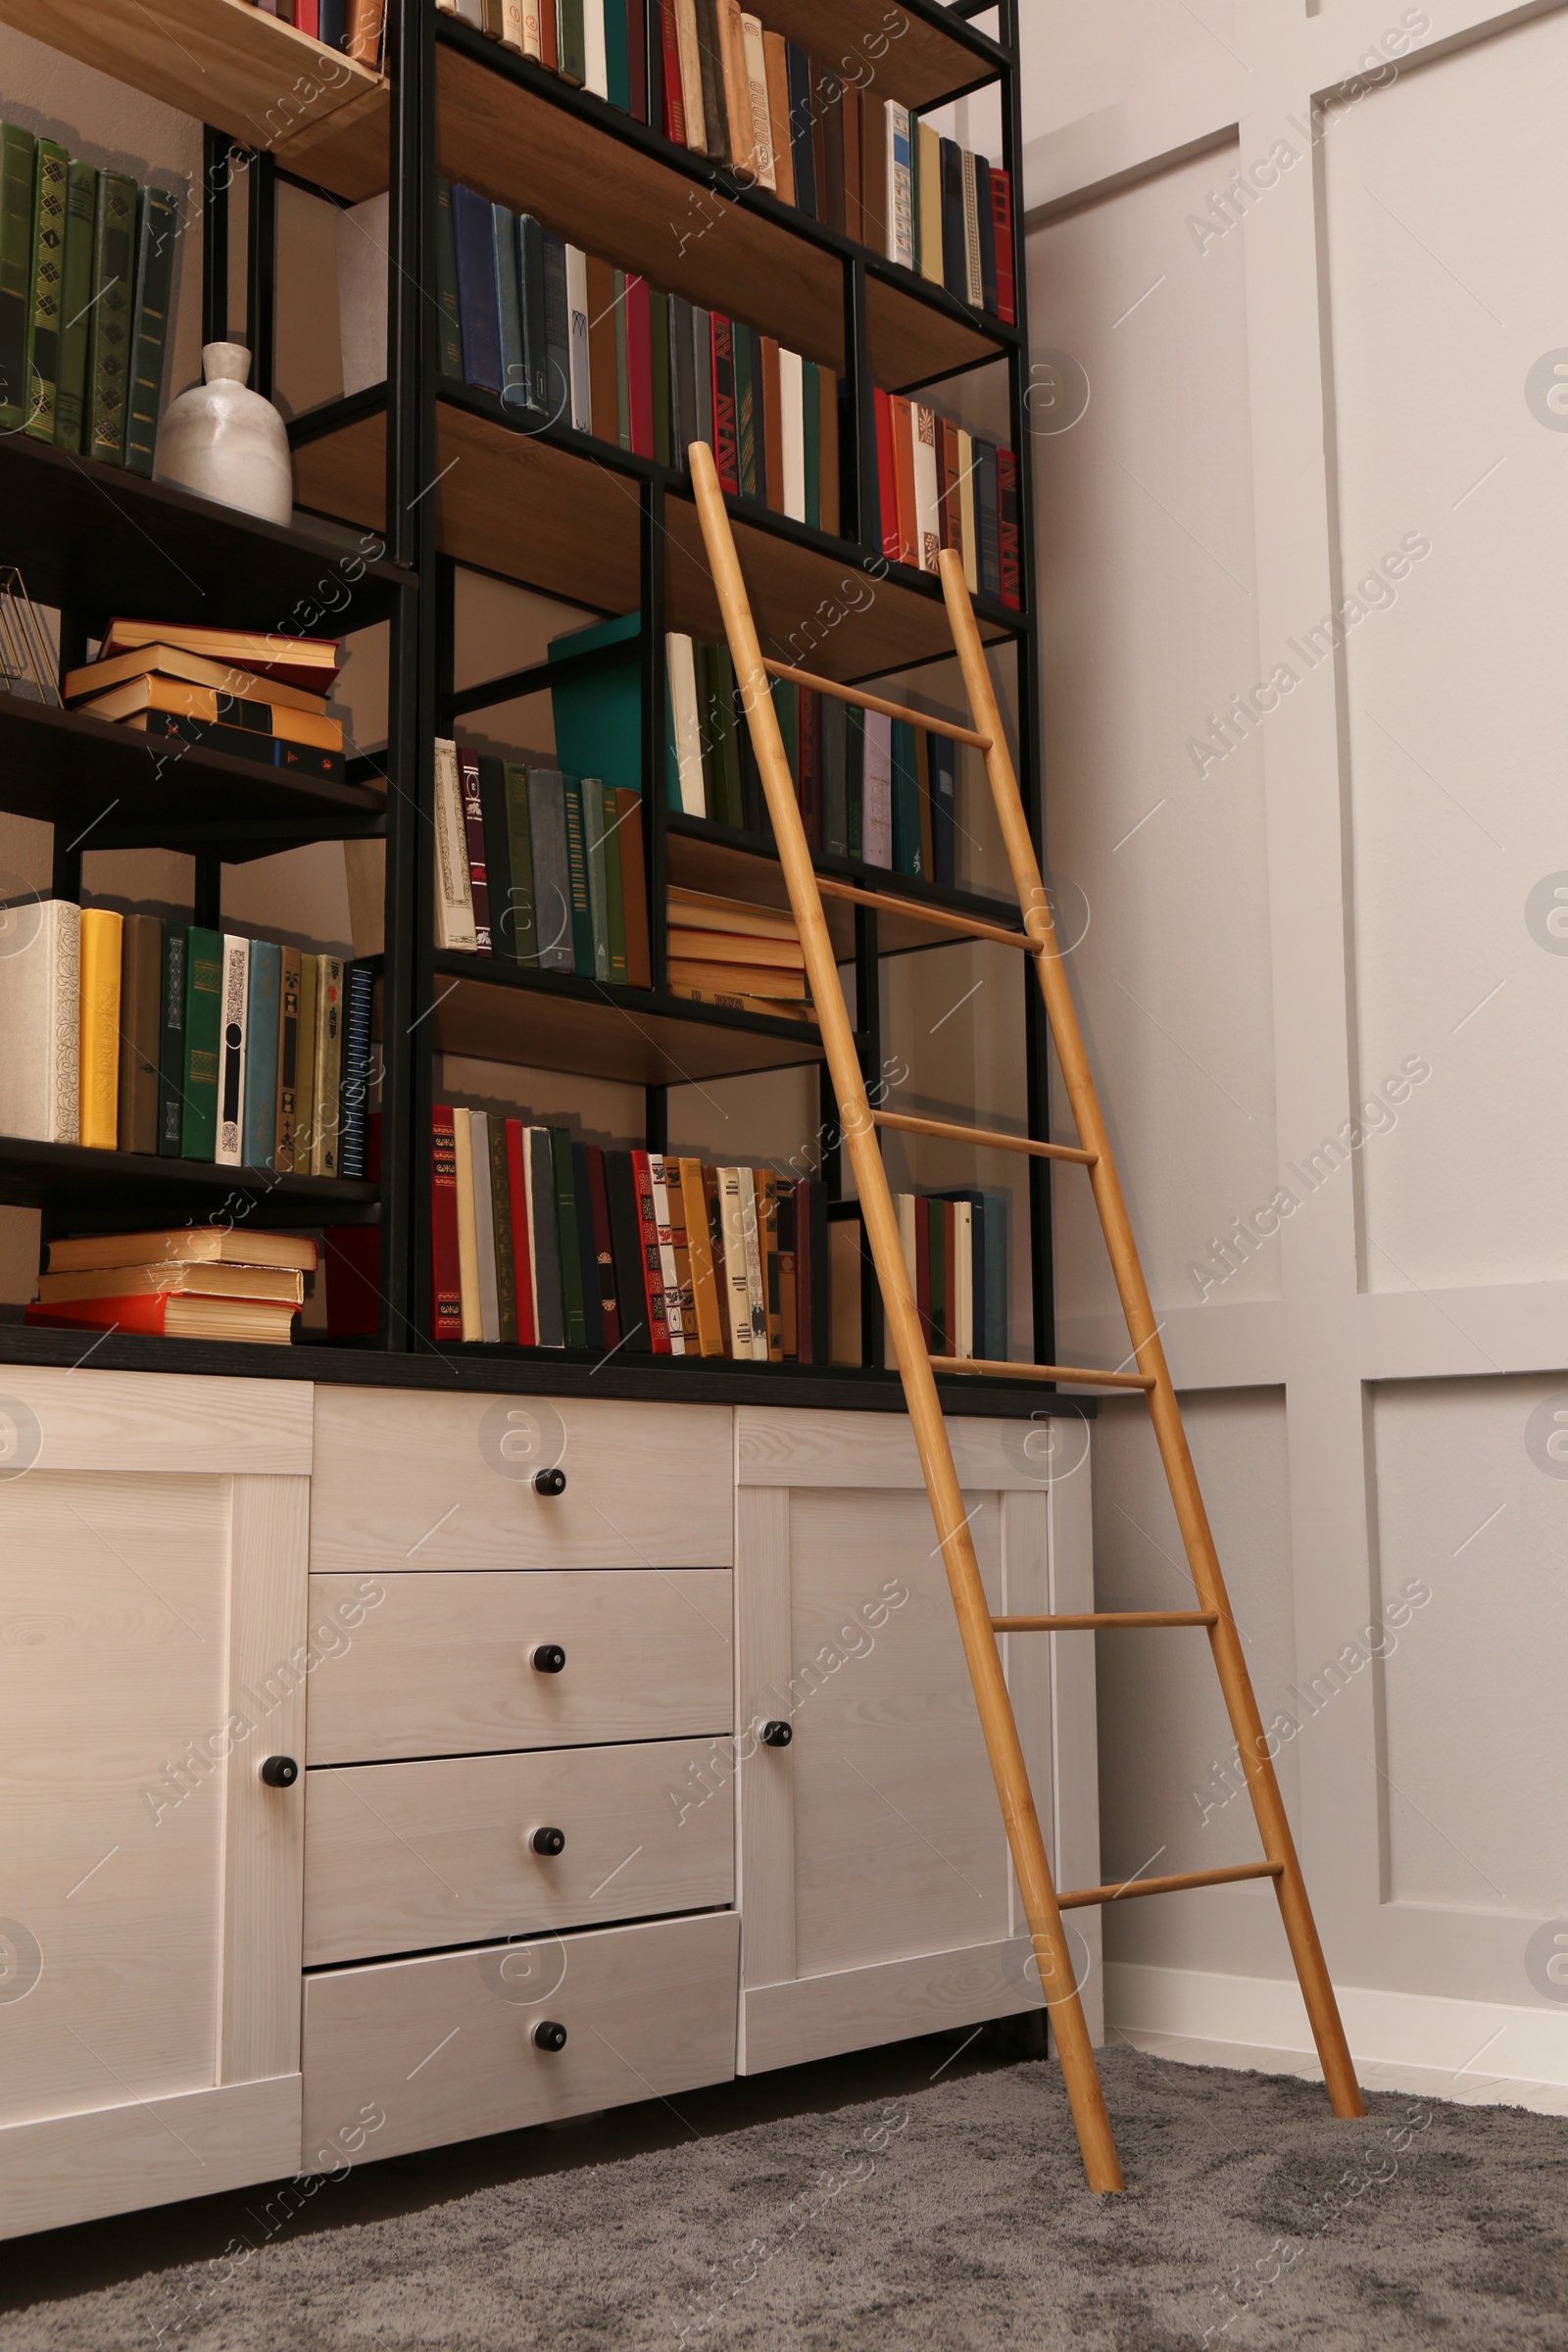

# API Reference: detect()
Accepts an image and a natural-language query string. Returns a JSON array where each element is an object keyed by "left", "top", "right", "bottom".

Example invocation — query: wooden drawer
[
  {"left": 303, "top": 1738, "right": 734, "bottom": 1965},
  {"left": 310, "top": 1389, "right": 733, "bottom": 1572},
  {"left": 301, "top": 1912, "right": 740, "bottom": 2164},
  {"left": 306, "top": 1569, "right": 732, "bottom": 1764}
]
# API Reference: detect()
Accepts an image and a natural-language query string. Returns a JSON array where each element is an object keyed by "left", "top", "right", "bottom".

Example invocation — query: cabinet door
[
  {"left": 733, "top": 1406, "right": 1101, "bottom": 2073},
  {"left": 0, "top": 1370, "right": 312, "bottom": 2240}
]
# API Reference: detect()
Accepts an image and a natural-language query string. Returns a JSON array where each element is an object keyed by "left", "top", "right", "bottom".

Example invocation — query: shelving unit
[{"left": 0, "top": 0, "right": 1056, "bottom": 1404}]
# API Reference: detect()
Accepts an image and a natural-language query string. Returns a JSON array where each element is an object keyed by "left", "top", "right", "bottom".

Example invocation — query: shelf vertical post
[
  {"left": 641, "top": 470, "right": 668, "bottom": 1163},
  {"left": 382, "top": 0, "right": 439, "bottom": 1352},
  {"left": 244, "top": 149, "right": 277, "bottom": 402},
  {"left": 843, "top": 256, "right": 874, "bottom": 561},
  {"left": 854, "top": 903, "right": 883, "bottom": 1369},
  {"left": 201, "top": 125, "right": 230, "bottom": 345}
]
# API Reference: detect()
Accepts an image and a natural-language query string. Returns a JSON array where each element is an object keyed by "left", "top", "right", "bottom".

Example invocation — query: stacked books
[
  {"left": 432, "top": 1111, "right": 827, "bottom": 1360},
  {"left": 0, "top": 902, "right": 373, "bottom": 1175},
  {"left": 442, "top": 1, "right": 1016, "bottom": 325},
  {"left": 24, "top": 1228, "right": 317, "bottom": 1346},
  {"left": 872, "top": 394, "right": 1020, "bottom": 609},
  {"left": 434, "top": 738, "right": 651, "bottom": 982},
  {"left": 0, "top": 122, "right": 178, "bottom": 462},
  {"left": 666, "top": 630, "right": 960, "bottom": 884},
  {"left": 238, "top": 1, "right": 386, "bottom": 64},
  {"left": 665, "top": 884, "right": 809, "bottom": 1018},
  {"left": 64, "top": 620, "right": 347, "bottom": 782},
  {"left": 895, "top": 1189, "right": 1009, "bottom": 1362}
]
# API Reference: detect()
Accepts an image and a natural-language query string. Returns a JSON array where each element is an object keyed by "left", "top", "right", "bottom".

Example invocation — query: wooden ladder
[{"left": 691, "top": 443, "right": 1364, "bottom": 2191}]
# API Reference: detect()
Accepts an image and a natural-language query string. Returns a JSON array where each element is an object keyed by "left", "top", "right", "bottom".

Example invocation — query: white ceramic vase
[{"left": 154, "top": 342, "right": 295, "bottom": 526}]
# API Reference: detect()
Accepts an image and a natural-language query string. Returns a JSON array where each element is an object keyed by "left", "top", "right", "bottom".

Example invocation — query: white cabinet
[
  {"left": 731, "top": 1407, "right": 1102, "bottom": 2073},
  {"left": 0, "top": 1369, "right": 313, "bottom": 2241}
]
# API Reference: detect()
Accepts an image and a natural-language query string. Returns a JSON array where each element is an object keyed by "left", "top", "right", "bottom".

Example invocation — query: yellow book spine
[
  {"left": 679, "top": 1155, "right": 725, "bottom": 1357},
  {"left": 452, "top": 1107, "right": 482, "bottom": 1342},
  {"left": 77, "top": 908, "right": 122, "bottom": 1151}
]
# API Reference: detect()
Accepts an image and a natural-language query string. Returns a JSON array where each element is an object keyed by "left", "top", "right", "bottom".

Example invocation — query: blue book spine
[
  {"left": 339, "top": 963, "right": 374, "bottom": 1178},
  {"left": 318, "top": 0, "right": 346, "bottom": 50},
  {"left": 241, "top": 940, "right": 281, "bottom": 1169},
  {"left": 518, "top": 213, "right": 549, "bottom": 411},
  {"left": 452, "top": 183, "right": 502, "bottom": 394},
  {"left": 492, "top": 203, "right": 526, "bottom": 408}
]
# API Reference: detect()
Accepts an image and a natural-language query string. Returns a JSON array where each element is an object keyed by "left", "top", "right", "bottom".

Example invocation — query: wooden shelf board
[
  {"left": 429, "top": 959, "right": 824, "bottom": 1084},
  {"left": 0, "top": 431, "right": 406, "bottom": 636},
  {"left": 759, "top": 0, "right": 1004, "bottom": 110},
  {"left": 663, "top": 818, "right": 1023, "bottom": 957},
  {"left": 436, "top": 39, "right": 999, "bottom": 390},
  {"left": 0, "top": 0, "right": 389, "bottom": 201},
  {"left": 0, "top": 1135, "right": 377, "bottom": 1226},
  {"left": 0, "top": 698, "right": 386, "bottom": 856}
]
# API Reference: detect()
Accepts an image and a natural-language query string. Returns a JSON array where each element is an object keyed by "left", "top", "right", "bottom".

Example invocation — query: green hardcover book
[
  {"left": 502, "top": 762, "right": 539, "bottom": 965},
  {"left": 650, "top": 288, "right": 670, "bottom": 468},
  {"left": 601, "top": 781, "right": 627, "bottom": 986},
  {"left": 550, "top": 1124, "right": 588, "bottom": 1347},
  {"left": 0, "top": 124, "right": 36, "bottom": 434},
  {"left": 734, "top": 323, "right": 756, "bottom": 500},
  {"left": 557, "top": 0, "right": 587, "bottom": 86},
  {"left": 86, "top": 170, "right": 136, "bottom": 466},
  {"left": 180, "top": 924, "right": 223, "bottom": 1161},
  {"left": 54, "top": 161, "right": 97, "bottom": 452},
  {"left": 583, "top": 778, "right": 611, "bottom": 982},
  {"left": 891, "top": 715, "right": 922, "bottom": 876},
  {"left": 435, "top": 176, "right": 463, "bottom": 379},
  {"left": 605, "top": 0, "right": 630, "bottom": 109},
  {"left": 123, "top": 185, "right": 177, "bottom": 474},
  {"left": 547, "top": 608, "right": 642, "bottom": 798},
  {"left": 562, "top": 775, "right": 596, "bottom": 976},
  {"left": 24, "top": 137, "right": 67, "bottom": 441},
  {"left": 802, "top": 357, "right": 820, "bottom": 529},
  {"left": 157, "top": 920, "right": 185, "bottom": 1155},
  {"left": 612, "top": 267, "right": 629, "bottom": 449},
  {"left": 487, "top": 1113, "right": 518, "bottom": 1345}
]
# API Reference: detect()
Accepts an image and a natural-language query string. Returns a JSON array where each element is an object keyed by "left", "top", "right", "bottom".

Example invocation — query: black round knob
[
  {"left": 530, "top": 1642, "right": 566, "bottom": 1674},
  {"left": 760, "top": 1719, "right": 793, "bottom": 1748},
  {"left": 259, "top": 1755, "right": 299, "bottom": 1788},
  {"left": 533, "top": 1467, "right": 566, "bottom": 1496},
  {"left": 530, "top": 1826, "right": 565, "bottom": 1856},
  {"left": 532, "top": 2019, "right": 567, "bottom": 2052}
]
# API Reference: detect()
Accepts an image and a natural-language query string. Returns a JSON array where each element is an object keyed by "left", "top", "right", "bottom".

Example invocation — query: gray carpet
[{"left": 3, "top": 2038, "right": 1566, "bottom": 2349}]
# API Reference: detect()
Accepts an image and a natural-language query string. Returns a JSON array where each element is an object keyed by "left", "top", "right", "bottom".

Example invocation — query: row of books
[
  {"left": 895, "top": 1189, "right": 1009, "bottom": 1364},
  {"left": 24, "top": 1227, "right": 318, "bottom": 1348},
  {"left": 434, "top": 1111, "right": 828, "bottom": 1359},
  {"left": 0, "top": 902, "right": 372, "bottom": 1176},
  {"left": 666, "top": 631, "right": 960, "bottom": 886},
  {"left": 665, "top": 883, "right": 808, "bottom": 1016},
  {"left": 63, "top": 619, "right": 347, "bottom": 783},
  {"left": 443, "top": 0, "right": 1016, "bottom": 323},
  {"left": 433, "top": 740, "right": 652, "bottom": 981},
  {"left": 0, "top": 122, "right": 175, "bottom": 461},
  {"left": 241, "top": 0, "right": 386, "bottom": 63},
  {"left": 440, "top": 179, "right": 841, "bottom": 533},
  {"left": 871, "top": 393, "right": 1020, "bottom": 608}
]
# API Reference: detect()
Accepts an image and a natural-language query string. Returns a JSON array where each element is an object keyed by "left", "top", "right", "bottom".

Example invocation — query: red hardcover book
[
  {"left": 891, "top": 394, "right": 919, "bottom": 568},
  {"left": 505, "top": 1116, "right": 536, "bottom": 1345},
  {"left": 630, "top": 1149, "right": 672, "bottom": 1353},
  {"left": 938, "top": 416, "right": 961, "bottom": 553},
  {"left": 627, "top": 0, "right": 648, "bottom": 123},
  {"left": 658, "top": 0, "right": 685, "bottom": 141},
  {"left": 587, "top": 1145, "right": 622, "bottom": 1348},
  {"left": 943, "top": 1200, "right": 957, "bottom": 1357},
  {"left": 430, "top": 1102, "right": 464, "bottom": 1341},
  {"left": 541, "top": 0, "right": 558, "bottom": 70},
  {"left": 296, "top": 0, "right": 319, "bottom": 34},
  {"left": 777, "top": 1183, "right": 797, "bottom": 1359},
  {"left": 322, "top": 1225, "right": 380, "bottom": 1338},
  {"left": 457, "top": 745, "right": 493, "bottom": 955},
  {"left": 990, "top": 166, "right": 1015, "bottom": 326},
  {"left": 23, "top": 1293, "right": 297, "bottom": 1337},
  {"left": 626, "top": 273, "right": 655, "bottom": 458},
  {"left": 793, "top": 1176, "right": 811, "bottom": 1364},
  {"left": 874, "top": 387, "right": 899, "bottom": 562},
  {"left": 798, "top": 685, "right": 821, "bottom": 850},
  {"left": 710, "top": 312, "right": 739, "bottom": 493},
  {"left": 613, "top": 789, "right": 652, "bottom": 986},
  {"left": 997, "top": 445, "right": 1021, "bottom": 612},
  {"left": 914, "top": 1195, "right": 932, "bottom": 1348}
]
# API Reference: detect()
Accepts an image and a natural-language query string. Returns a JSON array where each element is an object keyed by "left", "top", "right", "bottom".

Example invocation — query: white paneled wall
[{"left": 1023, "top": 0, "right": 1568, "bottom": 2068}]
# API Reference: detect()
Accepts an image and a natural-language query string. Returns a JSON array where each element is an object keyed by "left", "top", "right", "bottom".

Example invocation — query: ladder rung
[
  {"left": 991, "top": 1611, "right": 1218, "bottom": 1632},
  {"left": 928, "top": 1354, "right": 1156, "bottom": 1392},
  {"left": 871, "top": 1108, "right": 1096, "bottom": 1165},
  {"left": 760, "top": 659, "right": 992, "bottom": 750},
  {"left": 1057, "top": 1861, "right": 1283, "bottom": 1910},
  {"left": 816, "top": 875, "right": 1037, "bottom": 951}
]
